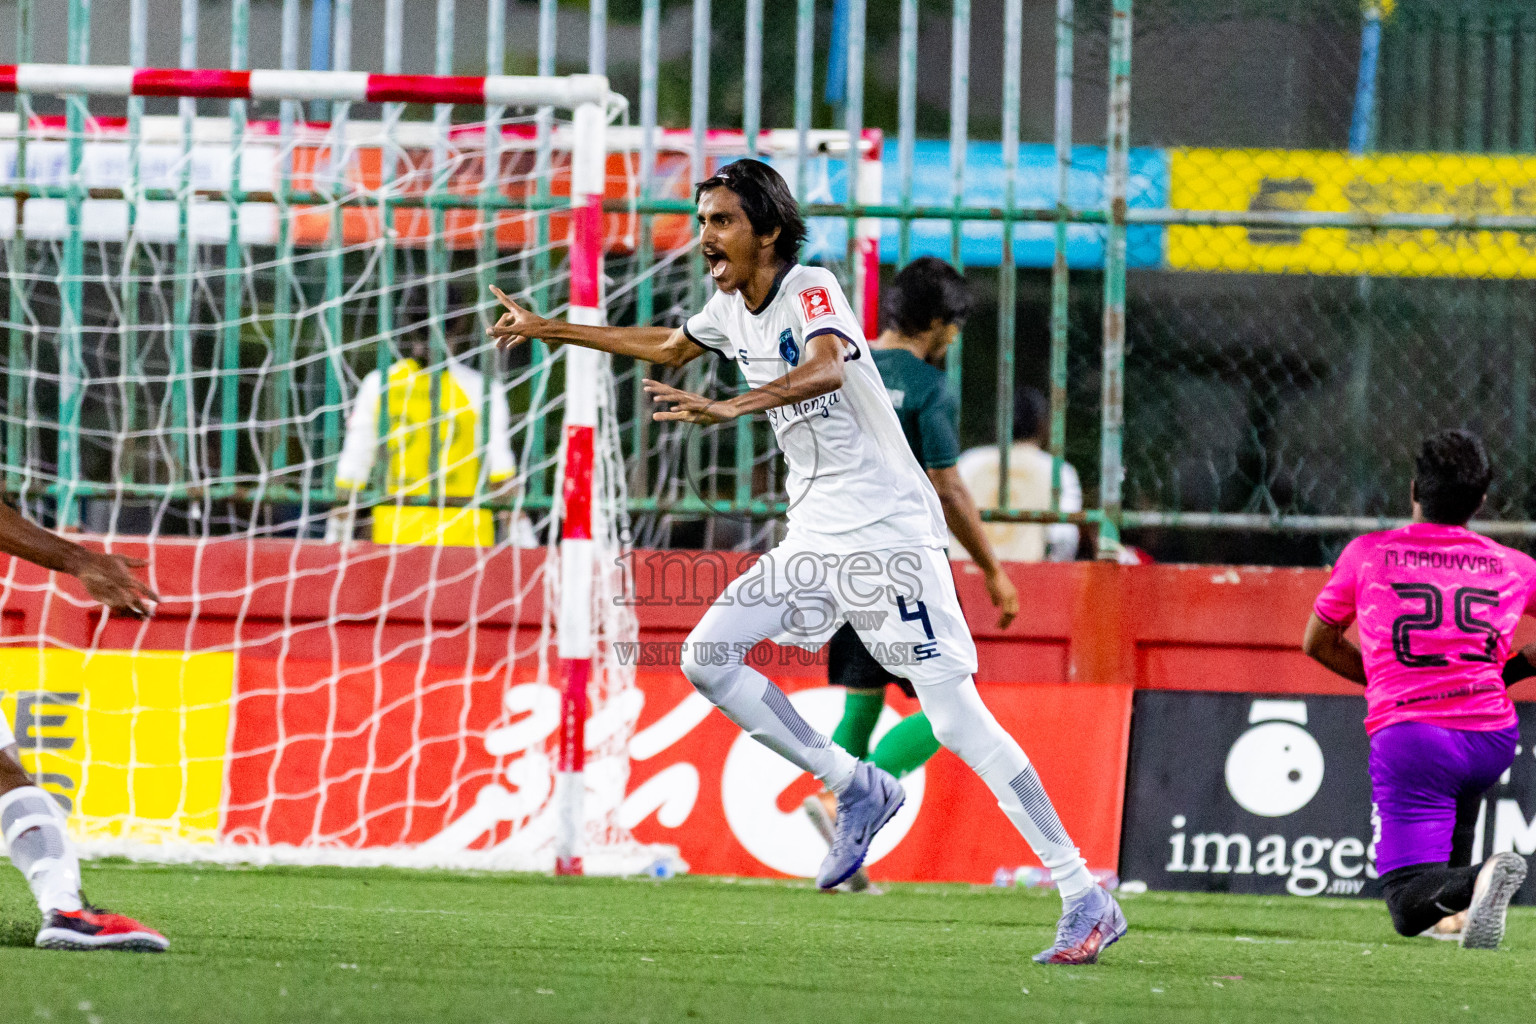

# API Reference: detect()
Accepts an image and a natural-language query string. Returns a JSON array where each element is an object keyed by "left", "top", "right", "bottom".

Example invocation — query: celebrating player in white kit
[
  {"left": 0, "top": 501, "right": 167, "bottom": 951},
  {"left": 489, "top": 159, "right": 1125, "bottom": 965}
]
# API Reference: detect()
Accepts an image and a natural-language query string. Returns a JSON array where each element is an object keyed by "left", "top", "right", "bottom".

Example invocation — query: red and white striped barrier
[
  {"left": 553, "top": 104, "right": 609, "bottom": 878},
  {"left": 0, "top": 64, "right": 611, "bottom": 110},
  {"left": 853, "top": 136, "right": 884, "bottom": 339}
]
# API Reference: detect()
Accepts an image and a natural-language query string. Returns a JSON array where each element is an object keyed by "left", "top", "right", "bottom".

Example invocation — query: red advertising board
[
  {"left": 224, "top": 657, "right": 515, "bottom": 849},
  {"left": 223, "top": 656, "right": 1130, "bottom": 882},
  {"left": 624, "top": 673, "right": 1132, "bottom": 882}
]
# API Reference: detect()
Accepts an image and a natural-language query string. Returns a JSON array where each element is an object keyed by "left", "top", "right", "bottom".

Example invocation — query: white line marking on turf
[{"left": 300, "top": 904, "right": 472, "bottom": 916}]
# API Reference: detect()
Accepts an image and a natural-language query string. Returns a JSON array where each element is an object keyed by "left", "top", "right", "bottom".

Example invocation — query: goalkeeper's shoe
[
  {"left": 36, "top": 904, "right": 169, "bottom": 952},
  {"left": 802, "top": 794, "right": 875, "bottom": 893},
  {"left": 1461, "top": 852, "right": 1526, "bottom": 950},
  {"left": 1033, "top": 885, "right": 1127, "bottom": 965},
  {"left": 815, "top": 762, "right": 904, "bottom": 891}
]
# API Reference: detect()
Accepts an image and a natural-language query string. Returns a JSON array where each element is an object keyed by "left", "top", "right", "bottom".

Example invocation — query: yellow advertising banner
[
  {"left": 1169, "top": 148, "right": 1536, "bottom": 278},
  {"left": 0, "top": 650, "right": 233, "bottom": 845}
]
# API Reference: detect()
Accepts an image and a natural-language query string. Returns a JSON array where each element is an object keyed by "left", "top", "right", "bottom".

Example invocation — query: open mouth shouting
[
  {"left": 703, "top": 246, "right": 728, "bottom": 280},
  {"left": 695, "top": 183, "right": 770, "bottom": 295}
]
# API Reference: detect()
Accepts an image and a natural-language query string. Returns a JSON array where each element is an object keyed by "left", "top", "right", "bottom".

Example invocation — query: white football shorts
[{"left": 720, "top": 536, "right": 979, "bottom": 688}]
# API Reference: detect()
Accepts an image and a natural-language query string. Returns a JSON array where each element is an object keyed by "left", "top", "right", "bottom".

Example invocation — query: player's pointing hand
[
  {"left": 644, "top": 378, "right": 736, "bottom": 425},
  {"left": 72, "top": 551, "right": 160, "bottom": 619},
  {"left": 486, "top": 286, "right": 548, "bottom": 351}
]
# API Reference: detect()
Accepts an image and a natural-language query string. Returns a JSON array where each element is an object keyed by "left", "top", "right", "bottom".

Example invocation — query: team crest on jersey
[
  {"left": 778, "top": 328, "right": 800, "bottom": 365},
  {"left": 798, "top": 286, "right": 833, "bottom": 323}
]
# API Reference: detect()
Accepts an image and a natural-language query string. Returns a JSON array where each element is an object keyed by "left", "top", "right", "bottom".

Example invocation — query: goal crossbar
[{"left": 0, "top": 64, "right": 615, "bottom": 111}]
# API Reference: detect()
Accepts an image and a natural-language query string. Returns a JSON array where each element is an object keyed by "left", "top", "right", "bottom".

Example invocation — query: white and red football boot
[{"left": 35, "top": 904, "right": 168, "bottom": 952}]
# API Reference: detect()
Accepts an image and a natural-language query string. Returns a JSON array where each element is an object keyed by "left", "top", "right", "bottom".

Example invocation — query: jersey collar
[
  {"left": 746, "top": 262, "right": 794, "bottom": 317},
  {"left": 1402, "top": 521, "right": 1475, "bottom": 538}
]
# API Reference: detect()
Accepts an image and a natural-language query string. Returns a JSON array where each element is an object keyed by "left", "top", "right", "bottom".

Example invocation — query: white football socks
[
  {"left": 0, "top": 785, "right": 83, "bottom": 914},
  {"left": 916, "top": 675, "right": 1094, "bottom": 900},
  {"left": 683, "top": 659, "right": 858, "bottom": 795},
  {"left": 975, "top": 749, "right": 1094, "bottom": 899}
]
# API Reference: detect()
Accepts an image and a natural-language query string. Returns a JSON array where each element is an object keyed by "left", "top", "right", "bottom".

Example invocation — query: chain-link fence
[
  {"left": 4, "top": 0, "right": 1533, "bottom": 565},
  {"left": 1110, "top": 0, "right": 1536, "bottom": 561}
]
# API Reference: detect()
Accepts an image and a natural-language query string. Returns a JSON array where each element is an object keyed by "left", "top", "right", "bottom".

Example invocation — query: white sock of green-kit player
[
  {"left": 916, "top": 674, "right": 1095, "bottom": 900},
  {"left": 0, "top": 786, "right": 83, "bottom": 914}
]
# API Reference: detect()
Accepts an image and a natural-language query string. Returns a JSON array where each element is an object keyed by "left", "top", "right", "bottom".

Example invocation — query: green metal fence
[{"left": 3, "top": 0, "right": 1536, "bottom": 563}]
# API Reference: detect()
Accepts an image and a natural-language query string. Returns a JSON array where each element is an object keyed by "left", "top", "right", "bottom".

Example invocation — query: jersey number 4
[{"left": 1390, "top": 582, "right": 1500, "bottom": 668}]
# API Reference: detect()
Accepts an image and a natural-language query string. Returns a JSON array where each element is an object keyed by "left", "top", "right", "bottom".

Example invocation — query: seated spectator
[{"left": 953, "top": 387, "right": 1081, "bottom": 563}]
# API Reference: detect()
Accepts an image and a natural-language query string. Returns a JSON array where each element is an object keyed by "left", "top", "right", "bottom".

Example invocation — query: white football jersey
[{"left": 684, "top": 264, "right": 946, "bottom": 551}]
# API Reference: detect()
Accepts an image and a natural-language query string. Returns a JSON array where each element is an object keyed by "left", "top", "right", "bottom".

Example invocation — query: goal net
[
  {"left": 0, "top": 65, "right": 878, "bottom": 875},
  {"left": 0, "top": 66, "right": 642, "bottom": 873}
]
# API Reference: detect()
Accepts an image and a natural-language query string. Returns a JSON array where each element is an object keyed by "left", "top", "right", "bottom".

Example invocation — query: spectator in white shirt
[{"left": 952, "top": 387, "right": 1081, "bottom": 563}]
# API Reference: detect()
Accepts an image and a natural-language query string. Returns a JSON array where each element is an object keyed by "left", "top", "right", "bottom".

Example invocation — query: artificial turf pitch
[{"left": 2, "top": 863, "right": 1535, "bottom": 1022}]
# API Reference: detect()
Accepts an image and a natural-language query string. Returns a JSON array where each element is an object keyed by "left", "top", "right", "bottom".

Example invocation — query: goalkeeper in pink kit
[{"left": 1304, "top": 430, "right": 1534, "bottom": 948}]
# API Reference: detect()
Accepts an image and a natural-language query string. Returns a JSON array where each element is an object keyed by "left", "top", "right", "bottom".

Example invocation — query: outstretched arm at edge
[
  {"left": 487, "top": 286, "right": 705, "bottom": 368},
  {"left": 0, "top": 502, "right": 95, "bottom": 575},
  {"left": 0, "top": 503, "right": 159, "bottom": 617},
  {"left": 1302, "top": 612, "right": 1367, "bottom": 685}
]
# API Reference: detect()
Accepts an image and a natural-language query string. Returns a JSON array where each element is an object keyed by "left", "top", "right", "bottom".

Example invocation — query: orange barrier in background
[{"left": 623, "top": 672, "right": 1130, "bottom": 882}]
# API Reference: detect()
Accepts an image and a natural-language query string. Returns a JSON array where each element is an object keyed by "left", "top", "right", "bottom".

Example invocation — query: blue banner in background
[{"left": 771, "top": 142, "right": 1168, "bottom": 270}]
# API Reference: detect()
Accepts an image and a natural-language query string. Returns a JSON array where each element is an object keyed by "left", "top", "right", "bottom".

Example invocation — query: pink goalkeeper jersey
[{"left": 1314, "top": 522, "right": 1536, "bottom": 735}]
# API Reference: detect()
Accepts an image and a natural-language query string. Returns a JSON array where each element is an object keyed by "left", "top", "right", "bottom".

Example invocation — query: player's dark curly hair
[
  {"left": 882, "top": 256, "right": 970, "bottom": 336},
  {"left": 1414, "top": 429, "right": 1492, "bottom": 525},
  {"left": 693, "top": 159, "right": 807, "bottom": 264}
]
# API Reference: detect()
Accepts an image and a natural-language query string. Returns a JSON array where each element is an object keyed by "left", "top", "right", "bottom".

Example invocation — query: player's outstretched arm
[
  {"left": 1301, "top": 612, "right": 1366, "bottom": 684},
  {"left": 644, "top": 332, "right": 846, "bottom": 426},
  {"left": 925, "top": 466, "right": 1019, "bottom": 629},
  {"left": 0, "top": 502, "right": 159, "bottom": 618},
  {"left": 487, "top": 286, "right": 704, "bottom": 368}
]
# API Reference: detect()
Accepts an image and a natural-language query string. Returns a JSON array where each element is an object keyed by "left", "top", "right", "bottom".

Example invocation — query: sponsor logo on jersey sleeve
[{"left": 797, "top": 286, "right": 834, "bottom": 323}]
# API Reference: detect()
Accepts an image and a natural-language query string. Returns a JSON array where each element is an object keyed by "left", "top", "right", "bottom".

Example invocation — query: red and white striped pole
[
  {"left": 854, "top": 130, "right": 884, "bottom": 340},
  {"left": 553, "top": 100, "right": 607, "bottom": 877},
  {"left": 0, "top": 63, "right": 609, "bottom": 109}
]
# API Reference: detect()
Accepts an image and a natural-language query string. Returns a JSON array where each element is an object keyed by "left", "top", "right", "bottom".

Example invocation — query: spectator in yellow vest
[{"left": 331, "top": 334, "right": 536, "bottom": 548}]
